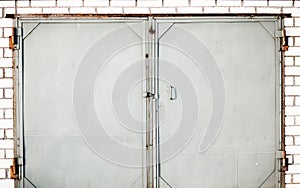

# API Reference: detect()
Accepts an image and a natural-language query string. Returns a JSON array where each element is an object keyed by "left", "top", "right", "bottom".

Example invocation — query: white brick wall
[{"left": 0, "top": 0, "right": 299, "bottom": 187}]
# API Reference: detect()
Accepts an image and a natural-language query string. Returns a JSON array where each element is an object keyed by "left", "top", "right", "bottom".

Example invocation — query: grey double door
[{"left": 19, "top": 17, "right": 282, "bottom": 188}]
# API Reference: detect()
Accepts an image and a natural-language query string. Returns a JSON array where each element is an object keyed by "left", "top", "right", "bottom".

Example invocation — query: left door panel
[{"left": 21, "top": 20, "right": 146, "bottom": 188}]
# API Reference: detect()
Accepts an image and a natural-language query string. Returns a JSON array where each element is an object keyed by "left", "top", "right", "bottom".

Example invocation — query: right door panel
[{"left": 157, "top": 18, "right": 280, "bottom": 187}]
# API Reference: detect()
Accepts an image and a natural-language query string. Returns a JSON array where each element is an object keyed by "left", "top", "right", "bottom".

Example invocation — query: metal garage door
[{"left": 16, "top": 16, "right": 283, "bottom": 188}]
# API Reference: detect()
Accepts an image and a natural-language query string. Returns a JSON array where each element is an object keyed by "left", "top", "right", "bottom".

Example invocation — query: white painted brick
[
  {"left": 0, "top": 120, "right": 12, "bottom": 129},
  {"left": 296, "top": 136, "right": 300, "bottom": 145},
  {"left": 17, "top": 1, "right": 30, "bottom": 7},
  {"left": 4, "top": 89, "right": 13, "bottom": 99},
  {"left": 256, "top": 7, "right": 281, "bottom": 14},
  {"left": 287, "top": 146, "right": 300, "bottom": 154},
  {"left": 0, "top": 69, "right": 3, "bottom": 78},
  {"left": 0, "top": 19, "right": 13, "bottom": 28},
  {"left": 204, "top": 7, "right": 229, "bottom": 13},
  {"left": 0, "top": 1, "right": 15, "bottom": 8},
  {"left": 283, "top": 8, "right": 300, "bottom": 17},
  {"left": 286, "top": 126, "right": 300, "bottom": 135},
  {"left": 150, "top": 7, "right": 177, "bottom": 14},
  {"left": 295, "top": 37, "right": 300, "bottom": 46},
  {"left": 17, "top": 8, "right": 43, "bottom": 14},
  {"left": 57, "top": 0, "right": 82, "bottom": 7},
  {"left": 123, "top": 7, "right": 150, "bottom": 14},
  {"left": 296, "top": 116, "right": 300, "bottom": 125},
  {"left": 0, "top": 159, "right": 12, "bottom": 168},
  {"left": 296, "top": 77, "right": 300, "bottom": 86},
  {"left": 0, "top": 28, "right": 3, "bottom": 38},
  {"left": 286, "top": 136, "right": 294, "bottom": 145},
  {"left": 269, "top": 1, "right": 293, "bottom": 7},
  {"left": 0, "top": 130, "right": 3, "bottom": 139},
  {"left": 137, "top": 0, "right": 162, "bottom": 7},
  {"left": 0, "top": 169, "right": 5, "bottom": 179},
  {"left": 84, "top": 0, "right": 109, "bottom": 7},
  {"left": 286, "top": 57, "right": 294, "bottom": 65},
  {"left": 0, "top": 140, "right": 13, "bottom": 149},
  {"left": 294, "top": 155, "right": 300, "bottom": 164},
  {"left": 31, "top": 1, "right": 56, "bottom": 7},
  {"left": 177, "top": 7, "right": 203, "bottom": 14},
  {"left": 285, "top": 18, "right": 294, "bottom": 27},
  {"left": 0, "top": 89, "right": 3, "bottom": 99},
  {"left": 97, "top": 7, "right": 123, "bottom": 14},
  {"left": 164, "top": 0, "right": 189, "bottom": 7},
  {"left": 286, "top": 76, "right": 294, "bottom": 85},
  {"left": 295, "top": 1, "right": 300, "bottom": 8},
  {"left": 70, "top": 7, "right": 96, "bottom": 14},
  {"left": 290, "top": 37, "right": 294, "bottom": 47},
  {"left": 110, "top": 0, "right": 136, "bottom": 7},
  {"left": 0, "top": 110, "right": 3, "bottom": 119},
  {"left": 4, "top": 68, "right": 12, "bottom": 78},
  {"left": 286, "top": 107, "right": 300, "bottom": 115},
  {"left": 0, "top": 38, "right": 9, "bottom": 48},
  {"left": 230, "top": 7, "right": 255, "bottom": 13},
  {"left": 3, "top": 28, "right": 12, "bottom": 38},
  {"left": 0, "top": 150, "right": 4, "bottom": 158},
  {"left": 5, "top": 150, "right": 13, "bottom": 159},
  {"left": 296, "top": 96, "right": 300, "bottom": 105},
  {"left": 295, "top": 18, "right": 300, "bottom": 27},
  {"left": 294, "top": 174, "right": 300, "bottom": 183},
  {"left": 43, "top": 8, "right": 69, "bottom": 14},
  {"left": 285, "top": 47, "right": 300, "bottom": 56},
  {"left": 286, "top": 96, "right": 295, "bottom": 106},
  {"left": 286, "top": 86, "right": 300, "bottom": 95},
  {"left": 4, "top": 8, "right": 15, "bottom": 15},
  {"left": 286, "top": 174, "right": 292, "bottom": 183},
  {"left": 4, "top": 49, "right": 12, "bottom": 58},
  {"left": 296, "top": 57, "right": 300, "bottom": 66},
  {"left": 0, "top": 58, "right": 12, "bottom": 68},
  {"left": 243, "top": 0, "right": 267, "bottom": 7},
  {"left": 217, "top": 0, "right": 241, "bottom": 7},
  {"left": 0, "top": 99, "right": 12, "bottom": 109},
  {"left": 191, "top": 0, "right": 215, "bottom": 6},
  {"left": 286, "top": 116, "right": 295, "bottom": 125},
  {"left": 286, "top": 67, "right": 300, "bottom": 75},
  {"left": 5, "top": 130, "right": 13, "bottom": 139},
  {"left": 4, "top": 109, "right": 12, "bottom": 119},
  {"left": 0, "top": 180, "right": 13, "bottom": 188},
  {"left": 0, "top": 49, "right": 4, "bottom": 58},
  {"left": 0, "top": 79, "right": 12, "bottom": 88}
]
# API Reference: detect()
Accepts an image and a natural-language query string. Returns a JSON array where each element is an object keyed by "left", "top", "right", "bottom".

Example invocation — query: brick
[
  {"left": 269, "top": 1, "right": 293, "bottom": 7},
  {"left": 286, "top": 67, "right": 300, "bottom": 75},
  {"left": 256, "top": 7, "right": 281, "bottom": 14},
  {"left": 0, "top": 1, "right": 15, "bottom": 8},
  {"left": 289, "top": 37, "right": 294, "bottom": 47},
  {"left": 0, "top": 110, "right": 3, "bottom": 119},
  {"left": 243, "top": 0, "right": 267, "bottom": 7},
  {"left": 191, "top": 0, "right": 215, "bottom": 6},
  {"left": 286, "top": 174, "right": 292, "bottom": 183},
  {"left": 4, "top": 89, "right": 13, "bottom": 99},
  {"left": 0, "top": 159, "right": 12, "bottom": 168},
  {"left": 296, "top": 136, "right": 300, "bottom": 145},
  {"left": 296, "top": 77, "right": 300, "bottom": 85},
  {"left": 123, "top": 8, "right": 150, "bottom": 14},
  {"left": 17, "top": 1, "right": 30, "bottom": 7},
  {"left": 0, "top": 130, "right": 3, "bottom": 139},
  {"left": 4, "top": 49, "right": 12, "bottom": 58},
  {"left": 31, "top": 1, "right": 56, "bottom": 7},
  {"left": 0, "top": 169, "right": 5, "bottom": 178},
  {"left": 97, "top": 7, "right": 123, "bottom": 14},
  {"left": 4, "top": 109, "right": 12, "bottom": 119},
  {"left": 0, "top": 19, "right": 13, "bottom": 28},
  {"left": 0, "top": 38, "right": 9, "bottom": 48},
  {"left": 286, "top": 116, "right": 295, "bottom": 125},
  {"left": 57, "top": 0, "right": 82, "bottom": 7},
  {"left": 286, "top": 145, "right": 300, "bottom": 154},
  {"left": 3, "top": 28, "right": 12, "bottom": 38},
  {"left": 0, "top": 120, "right": 12, "bottom": 129},
  {"left": 296, "top": 116, "right": 300, "bottom": 125},
  {"left": 285, "top": 18, "right": 294, "bottom": 27},
  {"left": 286, "top": 86, "right": 300, "bottom": 95},
  {"left": 286, "top": 136, "right": 294, "bottom": 145},
  {"left": 150, "top": 7, "right": 177, "bottom": 14},
  {"left": 17, "top": 8, "right": 43, "bottom": 14},
  {"left": 0, "top": 89, "right": 3, "bottom": 99},
  {"left": 217, "top": 0, "right": 241, "bottom": 7},
  {"left": 296, "top": 96, "right": 300, "bottom": 105},
  {"left": 69, "top": 7, "right": 97, "bottom": 14},
  {"left": 5, "top": 129, "right": 13, "bottom": 139},
  {"left": 286, "top": 126, "right": 300, "bottom": 135},
  {"left": 4, "top": 68, "right": 12, "bottom": 78},
  {"left": 0, "top": 58, "right": 12, "bottom": 68},
  {"left": 177, "top": 7, "right": 203, "bottom": 13},
  {"left": 137, "top": 0, "right": 162, "bottom": 7},
  {"left": 0, "top": 180, "right": 13, "bottom": 188},
  {"left": 230, "top": 7, "right": 255, "bottom": 13},
  {"left": 110, "top": 0, "right": 136, "bottom": 7},
  {"left": 164, "top": 0, "right": 189, "bottom": 7},
  {"left": 296, "top": 57, "right": 300, "bottom": 66},
  {"left": 3, "top": 8, "right": 15, "bottom": 15},
  {"left": 5, "top": 150, "right": 13, "bottom": 159},
  {"left": 283, "top": 8, "right": 300, "bottom": 16},
  {"left": 285, "top": 57, "right": 294, "bottom": 65},
  {"left": 286, "top": 96, "right": 295, "bottom": 106},
  {"left": 0, "top": 79, "right": 12, "bottom": 88},
  {"left": 288, "top": 165, "right": 300, "bottom": 173},
  {"left": 286, "top": 76, "right": 294, "bottom": 85},
  {"left": 0, "top": 150, "right": 4, "bottom": 159},
  {"left": 294, "top": 155, "right": 300, "bottom": 164},
  {"left": 42, "top": 8, "right": 69, "bottom": 14},
  {"left": 0, "top": 69, "right": 3, "bottom": 78},
  {"left": 295, "top": 1, "right": 300, "bottom": 8},
  {"left": 0, "top": 99, "right": 12, "bottom": 109},
  {"left": 84, "top": 0, "right": 109, "bottom": 7},
  {"left": 204, "top": 7, "right": 229, "bottom": 13},
  {"left": 286, "top": 107, "right": 300, "bottom": 115},
  {"left": 285, "top": 47, "right": 300, "bottom": 56},
  {"left": 0, "top": 140, "right": 13, "bottom": 149},
  {"left": 294, "top": 174, "right": 300, "bottom": 183},
  {"left": 295, "top": 37, "right": 300, "bottom": 46}
]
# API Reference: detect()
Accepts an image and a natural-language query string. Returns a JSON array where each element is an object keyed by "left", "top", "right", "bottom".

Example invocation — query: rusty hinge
[
  {"left": 277, "top": 150, "right": 289, "bottom": 172},
  {"left": 10, "top": 158, "right": 20, "bottom": 180},
  {"left": 281, "top": 29, "right": 289, "bottom": 52},
  {"left": 9, "top": 27, "right": 22, "bottom": 50}
]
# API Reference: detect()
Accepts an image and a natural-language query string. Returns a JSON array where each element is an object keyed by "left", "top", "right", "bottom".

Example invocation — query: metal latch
[
  {"left": 281, "top": 29, "right": 289, "bottom": 52},
  {"left": 9, "top": 27, "right": 22, "bottom": 50},
  {"left": 10, "top": 158, "right": 20, "bottom": 180}
]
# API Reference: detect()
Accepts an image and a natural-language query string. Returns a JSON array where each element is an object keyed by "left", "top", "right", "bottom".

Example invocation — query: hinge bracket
[
  {"left": 9, "top": 27, "right": 22, "bottom": 50},
  {"left": 10, "top": 157, "right": 20, "bottom": 180},
  {"left": 277, "top": 150, "right": 289, "bottom": 172},
  {"left": 280, "top": 29, "right": 289, "bottom": 52}
]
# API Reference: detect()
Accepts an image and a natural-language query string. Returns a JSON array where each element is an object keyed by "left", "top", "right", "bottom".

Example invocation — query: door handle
[{"left": 170, "top": 85, "right": 177, "bottom": 100}]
